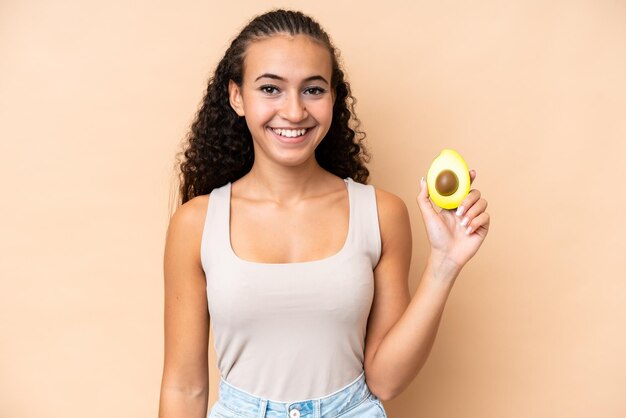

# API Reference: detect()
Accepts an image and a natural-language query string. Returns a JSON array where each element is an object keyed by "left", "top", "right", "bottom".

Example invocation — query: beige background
[{"left": 1, "top": 0, "right": 625, "bottom": 417}]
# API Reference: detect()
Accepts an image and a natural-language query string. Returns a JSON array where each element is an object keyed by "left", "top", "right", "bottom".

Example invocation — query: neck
[{"left": 238, "top": 158, "right": 331, "bottom": 205}]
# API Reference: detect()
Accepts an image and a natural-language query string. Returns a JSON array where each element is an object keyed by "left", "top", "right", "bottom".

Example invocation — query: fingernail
[
  {"left": 460, "top": 216, "right": 469, "bottom": 226},
  {"left": 456, "top": 206, "right": 465, "bottom": 217},
  {"left": 466, "top": 226, "right": 472, "bottom": 235}
]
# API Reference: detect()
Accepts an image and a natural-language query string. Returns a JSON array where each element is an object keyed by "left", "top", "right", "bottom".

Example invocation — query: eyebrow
[{"left": 254, "top": 73, "right": 329, "bottom": 85}]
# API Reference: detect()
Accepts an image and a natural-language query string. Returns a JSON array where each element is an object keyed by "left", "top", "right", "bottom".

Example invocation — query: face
[{"left": 228, "top": 34, "right": 334, "bottom": 168}]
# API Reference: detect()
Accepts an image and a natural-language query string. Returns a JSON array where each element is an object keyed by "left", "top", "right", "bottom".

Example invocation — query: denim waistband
[{"left": 216, "top": 372, "right": 374, "bottom": 418}]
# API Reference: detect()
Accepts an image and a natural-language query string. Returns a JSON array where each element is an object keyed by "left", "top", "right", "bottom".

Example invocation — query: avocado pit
[{"left": 435, "top": 169, "right": 459, "bottom": 196}]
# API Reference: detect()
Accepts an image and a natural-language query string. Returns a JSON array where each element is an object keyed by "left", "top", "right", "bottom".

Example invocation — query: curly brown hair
[{"left": 172, "top": 9, "right": 371, "bottom": 208}]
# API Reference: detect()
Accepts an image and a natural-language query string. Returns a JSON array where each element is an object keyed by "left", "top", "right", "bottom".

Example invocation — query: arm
[
  {"left": 158, "top": 196, "right": 210, "bottom": 418},
  {"left": 364, "top": 172, "right": 490, "bottom": 401}
]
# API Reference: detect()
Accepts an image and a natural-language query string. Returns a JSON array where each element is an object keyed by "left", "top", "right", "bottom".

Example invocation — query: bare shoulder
[
  {"left": 167, "top": 195, "right": 209, "bottom": 239},
  {"left": 373, "top": 187, "right": 412, "bottom": 244},
  {"left": 165, "top": 194, "right": 210, "bottom": 267},
  {"left": 373, "top": 187, "right": 408, "bottom": 217}
]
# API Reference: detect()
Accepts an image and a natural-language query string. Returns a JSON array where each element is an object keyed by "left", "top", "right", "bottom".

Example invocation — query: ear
[{"left": 228, "top": 80, "right": 245, "bottom": 117}]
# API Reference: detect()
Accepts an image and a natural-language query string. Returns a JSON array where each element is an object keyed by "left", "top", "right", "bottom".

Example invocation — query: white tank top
[{"left": 200, "top": 177, "right": 381, "bottom": 402}]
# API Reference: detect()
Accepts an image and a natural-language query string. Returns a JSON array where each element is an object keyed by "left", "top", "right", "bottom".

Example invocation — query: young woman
[{"left": 159, "top": 9, "right": 490, "bottom": 418}]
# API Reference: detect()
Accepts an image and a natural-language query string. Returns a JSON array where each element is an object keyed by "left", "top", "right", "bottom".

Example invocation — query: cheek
[
  {"left": 245, "top": 100, "right": 275, "bottom": 123},
  {"left": 310, "top": 98, "right": 334, "bottom": 123}
]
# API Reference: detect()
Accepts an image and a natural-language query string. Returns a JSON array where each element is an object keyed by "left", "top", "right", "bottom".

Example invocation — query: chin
[{"left": 271, "top": 151, "right": 318, "bottom": 167}]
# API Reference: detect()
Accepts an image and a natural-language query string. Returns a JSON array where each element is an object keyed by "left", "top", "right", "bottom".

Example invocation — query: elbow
[
  {"left": 365, "top": 362, "right": 406, "bottom": 402},
  {"left": 160, "top": 382, "right": 208, "bottom": 400},
  {"left": 365, "top": 376, "right": 403, "bottom": 402},
  {"left": 370, "top": 386, "right": 400, "bottom": 402}
]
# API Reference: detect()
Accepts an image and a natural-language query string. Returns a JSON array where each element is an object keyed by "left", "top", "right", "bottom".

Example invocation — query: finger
[
  {"left": 415, "top": 176, "right": 438, "bottom": 221},
  {"left": 465, "top": 211, "right": 490, "bottom": 235},
  {"left": 469, "top": 169, "right": 476, "bottom": 185},
  {"left": 456, "top": 188, "right": 481, "bottom": 218},
  {"left": 459, "top": 197, "right": 488, "bottom": 228}
]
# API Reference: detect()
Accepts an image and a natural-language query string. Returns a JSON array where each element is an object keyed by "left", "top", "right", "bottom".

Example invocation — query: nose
[{"left": 278, "top": 91, "right": 308, "bottom": 122}]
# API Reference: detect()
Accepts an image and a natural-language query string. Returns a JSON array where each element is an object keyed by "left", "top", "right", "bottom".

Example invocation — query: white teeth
[{"left": 272, "top": 128, "right": 307, "bottom": 138}]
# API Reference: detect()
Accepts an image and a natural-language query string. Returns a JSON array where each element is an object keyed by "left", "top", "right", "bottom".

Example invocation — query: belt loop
[
  {"left": 257, "top": 398, "right": 268, "bottom": 418},
  {"left": 314, "top": 399, "right": 321, "bottom": 418}
]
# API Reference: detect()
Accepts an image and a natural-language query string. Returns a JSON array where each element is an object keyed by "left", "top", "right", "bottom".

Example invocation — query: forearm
[
  {"left": 366, "top": 254, "right": 461, "bottom": 400},
  {"left": 158, "top": 386, "right": 208, "bottom": 418}
]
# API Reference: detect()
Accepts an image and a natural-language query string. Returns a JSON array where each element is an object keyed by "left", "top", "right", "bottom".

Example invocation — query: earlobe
[{"left": 228, "top": 80, "right": 245, "bottom": 116}]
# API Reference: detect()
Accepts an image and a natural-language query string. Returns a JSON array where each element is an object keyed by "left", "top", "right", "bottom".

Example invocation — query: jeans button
[{"left": 289, "top": 409, "right": 301, "bottom": 418}]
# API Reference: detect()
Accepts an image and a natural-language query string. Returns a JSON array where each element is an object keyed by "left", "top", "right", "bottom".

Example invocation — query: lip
[{"left": 267, "top": 127, "right": 313, "bottom": 145}]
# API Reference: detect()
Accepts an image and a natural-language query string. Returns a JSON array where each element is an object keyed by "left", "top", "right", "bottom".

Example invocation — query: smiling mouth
[{"left": 270, "top": 127, "right": 309, "bottom": 138}]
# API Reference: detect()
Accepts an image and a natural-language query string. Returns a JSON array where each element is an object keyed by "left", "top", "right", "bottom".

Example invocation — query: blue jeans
[{"left": 208, "top": 372, "right": 387, "bottom": 418}]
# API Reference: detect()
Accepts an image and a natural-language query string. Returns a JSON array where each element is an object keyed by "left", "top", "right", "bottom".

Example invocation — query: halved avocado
[{"left": 426, "top": 149, "right": 470, "bottom": 209}]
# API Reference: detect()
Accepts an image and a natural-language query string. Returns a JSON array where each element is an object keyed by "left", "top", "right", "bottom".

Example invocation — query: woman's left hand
[{"left": 415, "top": 169, "right": 490, "bottom": 270}]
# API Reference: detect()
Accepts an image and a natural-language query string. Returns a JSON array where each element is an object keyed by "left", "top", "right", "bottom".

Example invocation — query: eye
[
  {"left": 304, "top": 87, "right": 326, "bottom": 95},
  {"left": 260, "top": 85, "right": 279, "bottom": 95}
]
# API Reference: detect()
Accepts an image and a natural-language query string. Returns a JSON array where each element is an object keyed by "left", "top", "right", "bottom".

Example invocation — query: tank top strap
[
  {"left": 345, "top": 177, "right": 382, "bottom": 269},
  {"left": 200, "top": 181, "right": 232, "bottom": 269}
]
